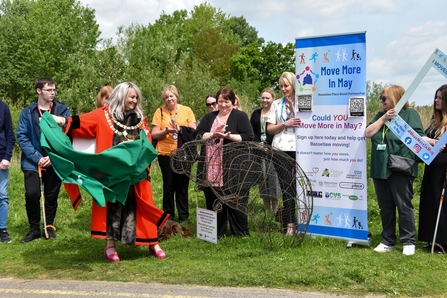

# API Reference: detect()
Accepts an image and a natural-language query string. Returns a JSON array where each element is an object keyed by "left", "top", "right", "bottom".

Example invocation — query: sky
[{"left": 79, "top": 0, "right": 447, "bottom": 106}]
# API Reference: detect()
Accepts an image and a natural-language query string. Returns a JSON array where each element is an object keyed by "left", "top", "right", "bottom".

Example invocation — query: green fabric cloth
[
  {"left": 39, "top": 112, "right": 158, "bottom": 207},
  {"left": 368, "top": 108, "right": 425, "bottom": 179}
]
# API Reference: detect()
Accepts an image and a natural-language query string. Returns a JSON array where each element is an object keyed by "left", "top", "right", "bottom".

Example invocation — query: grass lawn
[{"left": 1, "top": 156, "right": 447, "bottom": 297}]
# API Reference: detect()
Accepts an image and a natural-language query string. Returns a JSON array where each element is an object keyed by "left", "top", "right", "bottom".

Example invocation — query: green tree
[
  {"left": 258, "top": 41, "right": 295, "bottom": 90},
  {"left": 0, "top": 0, "right": 33, "bottom": 104},
  {"left": 366, "top": 80, "right": 384, "bottom": 123},
  {"left": 224, "top": 16, "right": 263, "bottom": 47},
  {"left": 0, "top": 0, "right": 101, "bottom": 112},
  {"left": 191, "top": 27, "right": 239, "bottom": 85}
]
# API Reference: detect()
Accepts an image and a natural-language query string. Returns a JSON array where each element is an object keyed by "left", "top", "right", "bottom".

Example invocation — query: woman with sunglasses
[{"left": 365, "top": 85, "right": 425, "bottom": 256}]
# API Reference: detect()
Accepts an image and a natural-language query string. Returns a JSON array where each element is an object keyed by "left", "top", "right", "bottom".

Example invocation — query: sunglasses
[
  {"left": 379, "top": 96, "right": 388, "bottom": 102},
  {"left": 206, "top": 102, "right": 217, "bottom": 107}
]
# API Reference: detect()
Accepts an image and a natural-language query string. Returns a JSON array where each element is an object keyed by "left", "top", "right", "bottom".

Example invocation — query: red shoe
[
  {"left": 104, "top": 245, "right": 120, "bottom": 262},
  {"left": 149, "top": 246, "right": 166, "bottom": 259}
]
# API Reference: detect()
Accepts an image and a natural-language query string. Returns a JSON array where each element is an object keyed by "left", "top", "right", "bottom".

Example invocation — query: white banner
[{"left": 295, "top": 32, "right": 369, "bottom": 246}]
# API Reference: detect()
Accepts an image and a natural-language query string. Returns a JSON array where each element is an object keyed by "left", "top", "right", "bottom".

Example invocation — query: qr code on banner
[
  {"left": 298, "top": 95, "right": 312, "bottom": 112},
  {"left": 349, "top": 97, "right": 365, "bottom": 117}
]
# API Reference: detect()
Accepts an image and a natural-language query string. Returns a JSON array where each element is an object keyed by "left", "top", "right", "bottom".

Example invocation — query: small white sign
[
  {"left": 196, "top": 207, "right": 217, "bottom": 244},
  {"left": 72, "top": 138, "right": 96, "bottom": 153}
]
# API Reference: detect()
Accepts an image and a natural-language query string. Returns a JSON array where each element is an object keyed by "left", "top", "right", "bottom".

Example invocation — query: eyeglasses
[
  {"left": 206, "top": 102, "right": 216, "bottom": 107},
  {"left": 42, "top": 89, "right": 57, "bottom": 94},
  {"left": 379, "top": 96, "right": 388, "bottom": 102}
]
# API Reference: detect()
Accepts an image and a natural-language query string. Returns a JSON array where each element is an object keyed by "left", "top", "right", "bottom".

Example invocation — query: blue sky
[{"left": 80, "top": 0, "right": 447, "bottom": 106}]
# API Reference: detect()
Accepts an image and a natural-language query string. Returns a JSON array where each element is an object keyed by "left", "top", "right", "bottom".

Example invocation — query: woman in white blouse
[{"left": 267, "top": 72, "right": 302, "bottom": 235}]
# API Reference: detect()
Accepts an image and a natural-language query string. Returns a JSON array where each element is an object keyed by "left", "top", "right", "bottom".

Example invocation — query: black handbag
[{"left": 388, "top": 154, "right": 416, "bottom": 175}]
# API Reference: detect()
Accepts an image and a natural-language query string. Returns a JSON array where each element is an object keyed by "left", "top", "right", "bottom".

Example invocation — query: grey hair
[{"left": 107, "top": 82, "right": 144, "bottom": 121}]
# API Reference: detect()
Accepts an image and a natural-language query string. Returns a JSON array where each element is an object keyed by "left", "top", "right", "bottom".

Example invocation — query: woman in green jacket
[{"left": 366, "top": 85, "right": 425, "bottom": 256}]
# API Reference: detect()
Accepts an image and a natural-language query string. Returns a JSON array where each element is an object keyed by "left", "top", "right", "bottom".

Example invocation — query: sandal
[
  {"left": 104, "top": 245, "right": 120, "bottom": 262},
  {"left": 149, "top": 246, "right": 166, "bottom": 259}
]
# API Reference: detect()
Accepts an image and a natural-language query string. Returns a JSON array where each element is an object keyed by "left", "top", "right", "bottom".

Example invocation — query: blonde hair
[
  {"left": 107, "top": 82, "right": 144, "bottom": 121},
  {"left": 96, "top": 85, "right": 113, "bottom": 108},
  {"left": 279, "top": 72, "right": 296, "bottom": 92},
  {"left": 161, "top": 85, "right": 179, "bottom": 101},
  {"left": 380, "top": 85, "right": 409, "bottom": 112},
  {"left": 234, "top": 95, "right": 242, "bottom": 111},
  {"left": 261, "top": 87, "right": 276, "bottom": 100}
]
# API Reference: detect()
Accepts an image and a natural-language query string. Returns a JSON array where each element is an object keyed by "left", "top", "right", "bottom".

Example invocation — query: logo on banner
[
  {"left": 413, "top": 144, "right": 422, "bottom": 153},
  {"left": 346, "top": 170, "right": 362, "bottom": 179},
  {"left": 307, "top": 190, "right": 323, "bottom": 198},
  {"left": 325, "top": 192, "right": 341, "bottom": 199},
  {"left": 324, "top": 181, "right": 337, "bottom": 188},
  {"left": 339, "top": 182, "right": 364, "bottom": 190},
  {"left": 297, "top": 65, "right": 319, "bottom": 92}
]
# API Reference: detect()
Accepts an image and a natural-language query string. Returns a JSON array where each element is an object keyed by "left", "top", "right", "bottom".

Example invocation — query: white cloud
[{"left": 80, "top": 0, "right": 447, "bottom": 105}]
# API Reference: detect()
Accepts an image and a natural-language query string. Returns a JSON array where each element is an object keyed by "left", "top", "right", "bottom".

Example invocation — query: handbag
[{"left": 388, "top": 154, "right": 416, "bottom": 175}]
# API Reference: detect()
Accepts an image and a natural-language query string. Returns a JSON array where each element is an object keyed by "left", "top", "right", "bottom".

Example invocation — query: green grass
[{"left": 2, "top": 155, "right": 447, "bottom": 297}]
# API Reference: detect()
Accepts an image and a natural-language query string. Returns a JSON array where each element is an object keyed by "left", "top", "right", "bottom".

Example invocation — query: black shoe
[
  {"left": 42, "top": 227, "right": 56, "bottom": 240},
  {"left": 0, "top": 229, "right": 11, "bottom": 243},
  {"left": 20, "top": 229, "right": 41, "bottom": 243},
  {"left": 422, "top": 243, "right": 445, "bottom": 254},
  {"left": 422, "top": 243, "right": 432, "bottom": 250}
]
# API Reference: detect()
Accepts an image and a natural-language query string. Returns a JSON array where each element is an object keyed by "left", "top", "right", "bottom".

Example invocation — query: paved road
[{"left": 0, "top": 278, "right": 384, "bottom": 298}]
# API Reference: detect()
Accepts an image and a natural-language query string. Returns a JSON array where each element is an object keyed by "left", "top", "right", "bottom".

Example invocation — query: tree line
[{"left": 0, "top": 0, "right": 297, "bottom": 121}]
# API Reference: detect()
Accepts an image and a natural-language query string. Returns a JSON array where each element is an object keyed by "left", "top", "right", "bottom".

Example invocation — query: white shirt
[{"left": 267, "top": 97, "right": 296, "bottom": 152}]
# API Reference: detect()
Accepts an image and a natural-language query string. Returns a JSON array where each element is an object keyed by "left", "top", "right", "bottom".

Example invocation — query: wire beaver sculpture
[{"left": 170, "top": 139, "right": 313, "bottom": 248}]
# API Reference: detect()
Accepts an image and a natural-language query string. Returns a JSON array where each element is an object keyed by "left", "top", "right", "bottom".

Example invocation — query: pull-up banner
[{"left": 295, "top": 32, "right": 369, "bottom": 246}]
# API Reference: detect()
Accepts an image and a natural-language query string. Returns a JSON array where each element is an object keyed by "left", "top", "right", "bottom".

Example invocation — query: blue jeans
[{"left": 0, "top": 169, "right": 9, "bottom": 229}]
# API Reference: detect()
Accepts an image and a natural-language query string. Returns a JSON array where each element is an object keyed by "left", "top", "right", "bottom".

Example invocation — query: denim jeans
[{"left": 0, "top": 169, "right": 9, "bottom": 229}]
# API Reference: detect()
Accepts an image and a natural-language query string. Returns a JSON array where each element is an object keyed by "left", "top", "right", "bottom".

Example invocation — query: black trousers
[
  {"left": 23, "top": 167, "right": 62, "bottom": 231},
  {"left": 158, "top": 155, "right": 190, "bottom": 222},
  {"left": 204, "top": 187, "right": 249, "bottom": 238},
  {"left": 273, "top": 151, "right": 297, "bottom": 228}
]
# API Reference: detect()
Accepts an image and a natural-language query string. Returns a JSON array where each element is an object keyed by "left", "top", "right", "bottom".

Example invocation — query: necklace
[{"left": 104, "top": 109, "right": 143, "bottom": 140}]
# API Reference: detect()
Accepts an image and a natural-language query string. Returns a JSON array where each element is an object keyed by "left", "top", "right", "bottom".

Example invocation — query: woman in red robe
[{"left": 60, "top": 82, "right": 169, "bottom": 262}]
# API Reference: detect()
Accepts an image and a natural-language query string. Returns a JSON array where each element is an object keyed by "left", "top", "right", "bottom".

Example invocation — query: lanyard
[
  {"left": 381, "top": 126, "right": 389, "bottom": 144},
  {"left": 261, "top": 113, "right": 268, "bottom": 133},
  {"left": 37, "top": 102, "right": 52, "bottom": 117},
  {"left": 280, "top": 98, "right": 289, "bottom": 122}
]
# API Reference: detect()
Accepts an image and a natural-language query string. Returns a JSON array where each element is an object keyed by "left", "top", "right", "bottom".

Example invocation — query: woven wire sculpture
[{"left": 170, "top": 139, "right": 313, "bottom": 248}]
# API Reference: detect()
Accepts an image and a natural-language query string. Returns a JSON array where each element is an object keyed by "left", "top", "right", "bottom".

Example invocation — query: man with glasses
[
  {"left": 17, "top": 77, "right": 70, "bottom": 243},
  {"left": 197, "top": 94, "right": 217, "bottom": 126}
]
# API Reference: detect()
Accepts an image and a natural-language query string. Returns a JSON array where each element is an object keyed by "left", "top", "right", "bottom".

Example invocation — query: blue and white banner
[{"left": 295, "top": 32, "right": 369, "bottom": 246}]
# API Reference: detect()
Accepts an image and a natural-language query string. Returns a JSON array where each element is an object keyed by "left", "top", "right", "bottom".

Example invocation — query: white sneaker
[
  {"left": 374, "top": 243, "right": 396, "bottom": 252},
  {"left": 402, "top": 244, "right": 415, "bottom": 256}
]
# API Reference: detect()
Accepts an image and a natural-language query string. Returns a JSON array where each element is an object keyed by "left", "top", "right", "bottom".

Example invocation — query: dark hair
[
  {"left": 35, "top": 77, "right": 56, "bottom": 90},
  {"left": 205, "top": 94, "right": 216, "bottom": 103},
  {"left": 427, "top": 84, "right": 447, "bottom": 138},
  {"left": 216, "top": 87, "right": 236, "bottom": 105}
]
